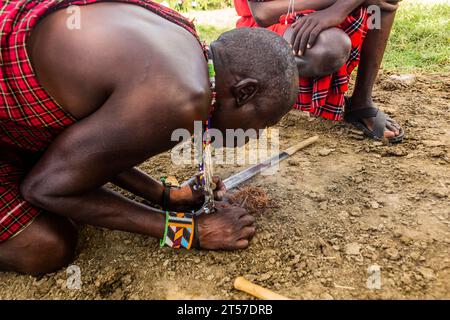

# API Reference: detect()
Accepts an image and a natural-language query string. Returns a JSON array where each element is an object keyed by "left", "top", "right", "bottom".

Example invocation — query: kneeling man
[{"left": 0, "top": 0, "right": 298, "bottom": 275}]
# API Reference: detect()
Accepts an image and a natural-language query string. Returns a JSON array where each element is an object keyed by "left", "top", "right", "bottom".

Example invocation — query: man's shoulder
[
  {"left": 27, "top": 2, "right": 209, "bottom": 118},
  {"left": 28, "top": 2, "right": 204, "bottom": 79}
]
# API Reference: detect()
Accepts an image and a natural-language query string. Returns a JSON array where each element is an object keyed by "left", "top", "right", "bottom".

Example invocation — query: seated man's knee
[
  {"left": 301, "top": 28, "right": 351, "bottom": 77},
  {"left": 13, "top": 215, "right": 77, "bottom": 276},
  {"left": 365, "top": 0, "right": 400, "bottom": 12}
]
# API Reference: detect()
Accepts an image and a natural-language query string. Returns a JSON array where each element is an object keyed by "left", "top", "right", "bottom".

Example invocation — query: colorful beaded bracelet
[{"left": 160, "top": 211, "right": 196, "bottom": 249}]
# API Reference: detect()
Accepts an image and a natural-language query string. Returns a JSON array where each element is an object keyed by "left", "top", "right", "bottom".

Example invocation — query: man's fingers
[
  {"left": 291, "top": 26, "right": 301, "bottom": 54},
  {"left": 214, "top": 190, "right": 225, "bottom": 201},
  {"left": 235, "top": 239, "right": 250, "bottom": 250},
  {"left": 212, "top": 176, "right": 226, "bottom": 200},
  {"left": 298, "top": 23, "right": 315, "bottom": 56},
  {"left": 212, "top": 175, "right": 222, "bottom": 185},
  {"left": 239, "top": 214, "right": 255, "bottom": 226},
  {"left": 236, "top": 208, "right": 248, "bottom": 218},
  {"left": 292, "top": 19, "right": 310, "bottom": 55},
  {"left": 290, "top": 18, "right": 306, "bottom": 45},
  {"left": 212, "top": 176, "right": 225, "bottom": 190},
  {"left": 307, "top": 25, "right": 322, "bottom": 49},
  {"left": 240, "top": 227, "right": 256, "bottom": 240}
]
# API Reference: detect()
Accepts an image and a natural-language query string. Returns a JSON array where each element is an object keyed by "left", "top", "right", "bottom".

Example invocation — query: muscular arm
[
  {"left": 111, "top": 167, "right": 164, "bottom": 204},
  {"left": 329, "top": 0, "right": 366, "bottom": 17},
  {"left": 20, "top": 80, "right": 196, "bottom": 236},
  {"left": 249, "top": 0, "right": 368, "bottom": 27}
]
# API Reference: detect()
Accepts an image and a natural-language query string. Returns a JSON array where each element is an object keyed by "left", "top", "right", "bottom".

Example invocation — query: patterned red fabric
[
  {"left": 0, "top": 0, "right": 199, "bottom": 242},
  {"left": 234, "top": 0, "right": 369, "bottom": 121}
]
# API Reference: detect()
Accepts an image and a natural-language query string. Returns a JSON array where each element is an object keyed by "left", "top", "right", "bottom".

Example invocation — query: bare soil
[{"left": 0, "top": 72, "right": 448, "bottom": 300}]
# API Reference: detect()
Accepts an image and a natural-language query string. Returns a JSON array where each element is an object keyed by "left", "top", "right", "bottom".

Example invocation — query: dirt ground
[{"left": 0, "top": 72, "right": 448, "bottom": 300}]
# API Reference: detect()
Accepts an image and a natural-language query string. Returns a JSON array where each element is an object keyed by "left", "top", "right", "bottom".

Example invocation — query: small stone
[
  {"left": 122, "top": 274, "right": 133, "bottom": 285},
  {"left": 244, "top": 274, "right": 257, "bottom": 282},
  {"left": 315, "top": 193, "right": 327, "bottom": 202},
  {"left": 318, "top": 148, "right": 334, "bottom": 156},
  {"left": 400, "top": 235, "right": 413, "bottom": 245},
  {"left": 401, "top": 273, "right": 413, "bottom": 285},
  {"left": 410, "top": 251, "right": 421, "bottom": 260},
  {"left": 385, "top": 247, "right": 400, "bottom": 260},
  {"left": 370, "top": 201, "right": 380, "bottom": 209},
  {"left": 259, "top": 272, "right": 272, "bottom": 281},
  {"left": 319, "top": 202, "right": 328, "bottom": 210},
  {"left": 418, "top": 267, "right": 435, "bottom": 281},
  {"left": 338, "top": 211, "right": 349, "bottom": 219},
  {"left": 56, "top": 279, "right": 65, "bottom": 289},
  {"left": 349, "top": 206, "right": 362, "bottom": 217},
  {"left": 355, "top": 176, "right": 364, "bottom": 184},
  {"left": 288, "top": 159, "right": 299, "bottom": 166},
  {"left": 327, "top": 184, "right": 338, "bottom": 191},
  {"left": 430, "top": 189, "right": 448, "bottom": 199},
  {"left": 352, "top": 135, "right": 365, "bottom": 140},
  {"left": 289, "top": 255, "right": 300, "bottom": 266},
  {"left": 388, "top": 74, "right": 416, "bottom": 85},
  {"left": 422, "top": 140, "right": 445, "bottom": 147},
  {"left": 345, "top": 243, "right": 361, "bottom": 255}
]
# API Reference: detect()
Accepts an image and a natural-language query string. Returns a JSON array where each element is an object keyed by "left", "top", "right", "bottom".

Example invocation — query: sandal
[{"left": 344, "top": 97, "right": 405, "bottom": 143}]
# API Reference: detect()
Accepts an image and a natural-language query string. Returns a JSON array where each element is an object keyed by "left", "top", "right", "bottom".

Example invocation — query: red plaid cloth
[
  {"left": 0, "top": 0, "right": 199, "bottom": 242},
  {"left": 0, "top": 154, "right": 38, "bottom": 242},
  {"left": 235, "top": 0, "right": 369, "bottom": 120}
]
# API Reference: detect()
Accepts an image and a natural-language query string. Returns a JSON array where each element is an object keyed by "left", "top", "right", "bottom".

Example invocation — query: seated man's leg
[
  {"left": 283, "top": 27, "right": 351, "bottom": 78},
  {"left": 348, "top": 1, "right": 403, "bottom": 139}
]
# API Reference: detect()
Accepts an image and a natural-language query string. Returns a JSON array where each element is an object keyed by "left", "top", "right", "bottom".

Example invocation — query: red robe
[{"left": 234, "top": 0, "right": 369, "bottom": 121}]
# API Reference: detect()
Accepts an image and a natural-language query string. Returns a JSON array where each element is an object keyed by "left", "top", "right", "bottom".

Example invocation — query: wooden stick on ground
[
  {"left": 234, "top": 277, "right": 291, "bottom": 300},
  {"left": 284, "top": 135, "right": 319, "bottom": 156}
]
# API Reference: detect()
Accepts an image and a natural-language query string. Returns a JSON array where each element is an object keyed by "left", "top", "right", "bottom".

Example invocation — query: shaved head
[
  {"left": 210, "top": 28, "right": 299, "bottom": 135},
  {"left": 215, "top": 27, "right": 298, "bottom": 114}
]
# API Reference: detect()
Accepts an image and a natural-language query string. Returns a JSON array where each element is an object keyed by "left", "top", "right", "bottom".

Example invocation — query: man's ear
[{"left": 231, "top": 79, "right": 259, "bottom": 106}]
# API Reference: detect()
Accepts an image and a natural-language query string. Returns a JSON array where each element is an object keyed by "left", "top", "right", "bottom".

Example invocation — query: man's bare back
[{"left": 27, "top": 2, "right": 210, "bottom": 120}]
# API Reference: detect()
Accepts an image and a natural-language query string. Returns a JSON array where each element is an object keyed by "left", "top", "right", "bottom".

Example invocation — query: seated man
[
  {"left": 0, "top": 0, "right": 298, "bottom": 275},
  {"left": 234, "top": 0, "right": 404, "bottom": 142}
]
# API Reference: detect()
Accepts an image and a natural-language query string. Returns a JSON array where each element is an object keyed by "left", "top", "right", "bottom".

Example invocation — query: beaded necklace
[
  {"left": 286, "top": 0, "right": 295, "bottom": 25},
  {"left": 195, "top": 46, "right": 216, "bottom": 214}
]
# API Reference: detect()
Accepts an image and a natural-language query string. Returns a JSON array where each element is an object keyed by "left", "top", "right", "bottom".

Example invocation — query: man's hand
[
  {"left": 363, "top": 0, "right": 401, "bottom": 12},
  {"left": 170, "top": 176, "right": 226, "bottom": 211},
  {"left": 291, "top": 9, "right": 346, "bottom": 56},
  {"left": 196, "top": 202, "right": 256, "bottom": 250}
]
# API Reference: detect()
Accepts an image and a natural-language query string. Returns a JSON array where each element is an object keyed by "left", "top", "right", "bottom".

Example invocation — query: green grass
[
  {"left": 196, "top": 24, "right": 232, "bottom": 43},
  {"left": 195, "top": 2, "right": 450, "bottom": 72},
  {"left": 383, "top": 2, "right": 450, "bottom": 72}
]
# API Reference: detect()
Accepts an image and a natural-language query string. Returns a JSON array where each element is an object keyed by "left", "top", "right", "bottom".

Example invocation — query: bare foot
[{"left": 197, "top": 201, "right": 255, "bottom": 250}]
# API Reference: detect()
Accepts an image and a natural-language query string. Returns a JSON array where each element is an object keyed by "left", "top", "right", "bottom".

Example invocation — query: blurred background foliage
[
  {"left": 155, "top": 0, "right": 449, "bottom": 72},
  {"left": 156, "top": 0, "right": 232, "bottom": 12}
]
